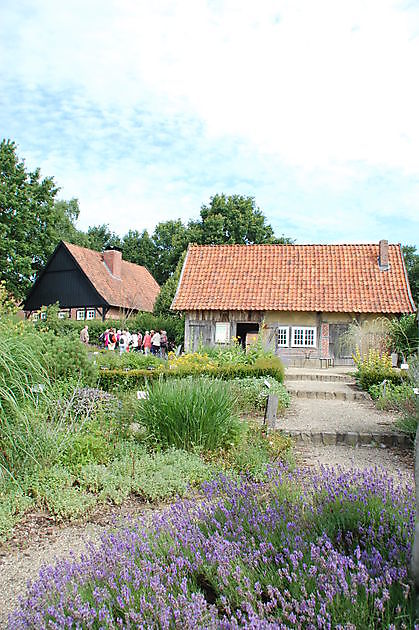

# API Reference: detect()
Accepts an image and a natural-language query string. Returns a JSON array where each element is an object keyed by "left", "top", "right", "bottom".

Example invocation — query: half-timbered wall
[{"left": 185, "top": 309, "right": 383, "bottom": 365}]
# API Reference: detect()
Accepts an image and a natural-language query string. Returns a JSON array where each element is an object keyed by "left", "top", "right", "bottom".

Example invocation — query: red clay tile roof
[
  {"left": 172, "top": 244, "right": 415, "bottom": 314},
  {"left": 64, "top": 242, "right": 160, "bottom": 312}
]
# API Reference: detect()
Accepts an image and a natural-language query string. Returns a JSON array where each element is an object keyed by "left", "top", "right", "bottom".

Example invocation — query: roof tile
[
  {"left": 172, "top": 244, "right": 415, "bottom": 314},
  {"left": 64, "top": 242, "right": 160, "bottom": 312}
]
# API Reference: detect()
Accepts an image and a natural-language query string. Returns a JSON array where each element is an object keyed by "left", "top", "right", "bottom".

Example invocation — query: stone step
[
  {"left": 282, "top": 429, "right": 411, "bottom": 449},
  {"left": 285, "top": 373, "right": 354, "bottom": 383},
  {"left": 288, "top": 389, "right": 368, "bottom": 401}
]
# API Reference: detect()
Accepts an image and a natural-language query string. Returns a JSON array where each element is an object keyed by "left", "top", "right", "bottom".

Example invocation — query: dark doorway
[{"left": 236, "top": 322, "right": 260, "bottom": 349}]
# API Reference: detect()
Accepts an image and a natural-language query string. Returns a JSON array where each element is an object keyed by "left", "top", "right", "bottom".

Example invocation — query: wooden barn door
[
  {"left": 329, "top": 323, "right": 353, "bottom": 365},
  {"left": 188, "top": 321, "right": 213, "bottom": 351}
]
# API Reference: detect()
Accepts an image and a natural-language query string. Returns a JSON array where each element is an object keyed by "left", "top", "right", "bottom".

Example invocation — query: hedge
[{"left": 99, "top": 363, "right": 284, "bottom": 391}]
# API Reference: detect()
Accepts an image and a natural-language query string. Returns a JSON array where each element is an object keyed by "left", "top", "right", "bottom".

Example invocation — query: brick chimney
[
  {"left": 378, "top": 239, "right": 389, "bottom": 270},
  {"left": 103, "top": 249, "right": 122, "bottom": 279}
]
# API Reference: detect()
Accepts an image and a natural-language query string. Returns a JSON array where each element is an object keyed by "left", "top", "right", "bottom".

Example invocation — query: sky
[{"left": 1, "top": 0, "right": 419, "bottom": 247}]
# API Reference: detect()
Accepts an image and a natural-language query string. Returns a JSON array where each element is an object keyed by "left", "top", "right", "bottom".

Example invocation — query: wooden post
[{"left": 264, "top": 395, "right": 278, "bottom": 429}]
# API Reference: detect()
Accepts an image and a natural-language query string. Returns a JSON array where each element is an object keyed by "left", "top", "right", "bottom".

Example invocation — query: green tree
[
  {"left": 0, "top": 139, "right": 61, "bottom": 298},
  {"left": 153, "top": 251, "right": 186, "bottom": 316},
  {"left": 152, "top": 219, "right": 191, "bottom": 284},
  {"left": 196, "top": 193, "right": 293, "bottom": 245},
  {"left": 85, "top": 224, "right": 121, "bottom": 252},
  {"left": 53, "top": 198, "right": 91, "bottom": 247},
  {"left": 121, "top": 229, "right": 157, "bottom": 273},
  {"left": 403, "top": 245, "right": 419, "bottom": 306}
]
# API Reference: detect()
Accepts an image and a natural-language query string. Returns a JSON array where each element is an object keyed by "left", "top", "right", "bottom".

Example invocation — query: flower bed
[{"left": 9, "top": 466, "right": 414, "bottom": 628}]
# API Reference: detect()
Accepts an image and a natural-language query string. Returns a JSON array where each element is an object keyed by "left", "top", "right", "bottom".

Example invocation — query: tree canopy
[
  {"left": 402, "top": 245, "right": 419, "bottom": 307},
  {"left": 0, "top": 140, "right": 78, "bottom": 299}
]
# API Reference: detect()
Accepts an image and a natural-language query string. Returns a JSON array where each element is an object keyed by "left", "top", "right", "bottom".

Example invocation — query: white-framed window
[
  {"left": 86, "top": 309, "right": 96, "bottom": 320},
  {"left": 76, "top": 310, "right": 85, "bottom": 321},
  {"left": 32, "top": 313, "right": 39, "bottom": 321},
  {"left": 291, "top": 326, "right": 317, "bottom": 348},
  {"left": 277, "top": 326, "right": 289, "bottom": 347},
  {"left": 40, "top": 312, "right": 47, "bottom": 320},
  {"left": 215, "top": 322, "right": 230, "bottom": 344},
  {"left": 58, "top": 311, "right": 67, "bottom": 319}
]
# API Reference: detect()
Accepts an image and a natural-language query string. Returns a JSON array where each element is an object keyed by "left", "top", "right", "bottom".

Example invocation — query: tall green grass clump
[
  {"left": 0, "top": 318, "right": 49, "bottom": 415},
  {"left": 137, "top": 378, "right": 242, "bottom": 451}
]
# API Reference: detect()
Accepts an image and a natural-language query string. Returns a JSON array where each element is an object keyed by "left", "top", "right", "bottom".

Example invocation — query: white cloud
[{"left": 1, "top": 0, "right": 418, "bottom": 245}]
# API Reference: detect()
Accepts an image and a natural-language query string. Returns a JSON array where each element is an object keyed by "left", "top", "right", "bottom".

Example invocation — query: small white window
[
  {"left": 277, "top": 326, "right": 289, "bottom": 347},
  {"left": 215, "top": 322, "right": 230, "bottom": 344},
  {"left": 32, "top": 313, "right": 39, "bottom": 321},
  {"left": 86, "top": 309, "right": 96, "bottom": 320},
  {"left": 76, "top": 310, "right": 85, "bottom": 321},
  {"left": 292, "top": 326, "right": 316, "bottom": 348},
  {"left": 58, "top": 311, "right": 67, "bottom": 319},
  {"left": 40, "top": 312, "right": 47, "bottom": 320}
]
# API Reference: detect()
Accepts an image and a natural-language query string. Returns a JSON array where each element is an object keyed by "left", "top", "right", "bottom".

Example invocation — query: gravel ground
[
  {"left": 280, "top": 397, "right": 399, "bottom": 434},
  {"left": 0, "top": 523, "right": 104, "bottom": 628},
  {"left": 294, "top": 442, "right": 414, "bottom": 484}
]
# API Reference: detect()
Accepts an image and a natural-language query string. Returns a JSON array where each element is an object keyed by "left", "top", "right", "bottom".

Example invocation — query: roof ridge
[{"left": 187, "top": 242, "right": 401, "bottom": 248}]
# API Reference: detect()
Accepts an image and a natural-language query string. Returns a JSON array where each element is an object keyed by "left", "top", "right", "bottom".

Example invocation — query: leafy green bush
[
  {"left": 135, "top": 378, "right": 242, "bottom": 451},
  {"left": 388, "top": 314, "right": 418, "bottom": 359},
  {"left": 369, "top": 381, "right": 416, "bottom": 411},
  {"left": 78, "top": 444, "right": 215, "bottom": 504},
  {"left": 41, "top": 332, "right": 98, "bottom": 385},
  {"left": 95, "top": 350, "right": 164, "bottom": 370},
  {"left": 99, "top": 361, "right": 285, "bottom": 391},
  {"left": 229, "top": 376, "right": 290, "bottom": 413},
  {"left": 207, "top": 422, "right": 292, "bottom": 480},
  {"left": 354, "top": 349, "right": 404, "bottom": 390}
]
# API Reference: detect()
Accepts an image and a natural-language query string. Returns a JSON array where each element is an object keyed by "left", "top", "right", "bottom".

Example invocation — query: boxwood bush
[{"left": 99, "top": 360, "right": 285, "bottom": 391}]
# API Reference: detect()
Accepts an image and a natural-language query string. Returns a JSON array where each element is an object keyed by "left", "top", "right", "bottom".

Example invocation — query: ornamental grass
[
  {"left": 9, "top": 465, "right": 415, "bottom": 629},
  {"left": 136, "top": 378, "right": 242, "bottom": 452}
]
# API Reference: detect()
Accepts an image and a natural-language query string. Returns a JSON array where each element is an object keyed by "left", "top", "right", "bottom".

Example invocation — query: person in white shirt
[
  {"left": 131, "top": 332, "right": 138, "bottom": 351},
  {"left": 151, "top": 330, "right": 161, "bottom": 356},
  {"left": 119, "top": 331, "right": 127, "bottom": 355}
]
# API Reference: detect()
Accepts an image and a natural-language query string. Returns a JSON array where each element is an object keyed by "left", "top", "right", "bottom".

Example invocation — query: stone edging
[{"left": 282, "top": 429, "right": 411, "bottom": 449}]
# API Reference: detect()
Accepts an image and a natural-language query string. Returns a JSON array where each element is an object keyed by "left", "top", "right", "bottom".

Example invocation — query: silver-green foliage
[{"left": 230, "top": 376, "right": 291, "bottom": 413}]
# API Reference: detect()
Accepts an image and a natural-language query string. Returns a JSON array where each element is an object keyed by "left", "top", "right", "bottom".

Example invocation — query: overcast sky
[{"left": 1, "top": 0, "right": 418, "bottom": 247}]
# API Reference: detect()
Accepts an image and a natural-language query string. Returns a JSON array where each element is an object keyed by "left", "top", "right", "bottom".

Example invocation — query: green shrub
[
  {"left": 99, "top": 361, "right": 285, "bottom": 391},
  {"left": 229, "top": 376, "right": 291, "bottom": 414},
  {"left": 369, "top": 381, "right": 416, "bottom": 412},
  {"left": 354, "top": 349, "right": 404, "bottom": 390},
  {"left": 135, "top": 378, "right": 242, "bottom": 452},
  {"left": 388, "top": 314, "right": 418, "bottom": 359},
  {"left": 95, "top": 350, "right": 164, "bottom": 370},
  {"left": 41, "top": 332, "right": 98, "bottom": 385},
  {"left": 208, "top": 423, "right": 292, "bottom": 480}
]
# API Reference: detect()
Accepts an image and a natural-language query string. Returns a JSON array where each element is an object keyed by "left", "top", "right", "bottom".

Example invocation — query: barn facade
[{"left": 171, "top": 241, "right": 416, "bottom": 366}]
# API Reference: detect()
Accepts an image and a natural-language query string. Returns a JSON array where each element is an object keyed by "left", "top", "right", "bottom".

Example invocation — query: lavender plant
[{"left": 9, "top": 465, "right": 415, "bottom": 629}]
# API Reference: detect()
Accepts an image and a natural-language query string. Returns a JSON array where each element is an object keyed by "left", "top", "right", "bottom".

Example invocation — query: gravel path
[
  {"left": 280, "top": 397, "right": 399, "bottom": 434},
  {"left": 0, "top": 523, "right": 104, "bottom": 628},
  {"left": 294, "top": 442, "right": 414, "bottom": 484}
]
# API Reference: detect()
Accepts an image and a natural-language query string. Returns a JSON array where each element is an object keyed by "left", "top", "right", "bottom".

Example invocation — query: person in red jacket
[{"left": 142, "top": 330, "right": 152, "bottom": 355}]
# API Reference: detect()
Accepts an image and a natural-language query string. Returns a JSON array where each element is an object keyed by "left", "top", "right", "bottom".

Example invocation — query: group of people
[{"left": 99, "top": 328, "right": 169, "bottom": 357}]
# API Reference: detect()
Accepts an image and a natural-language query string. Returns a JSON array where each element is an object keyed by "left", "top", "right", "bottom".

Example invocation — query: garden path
[{"left": 282, "top": 366, "right": 414, "bottom": 482}]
